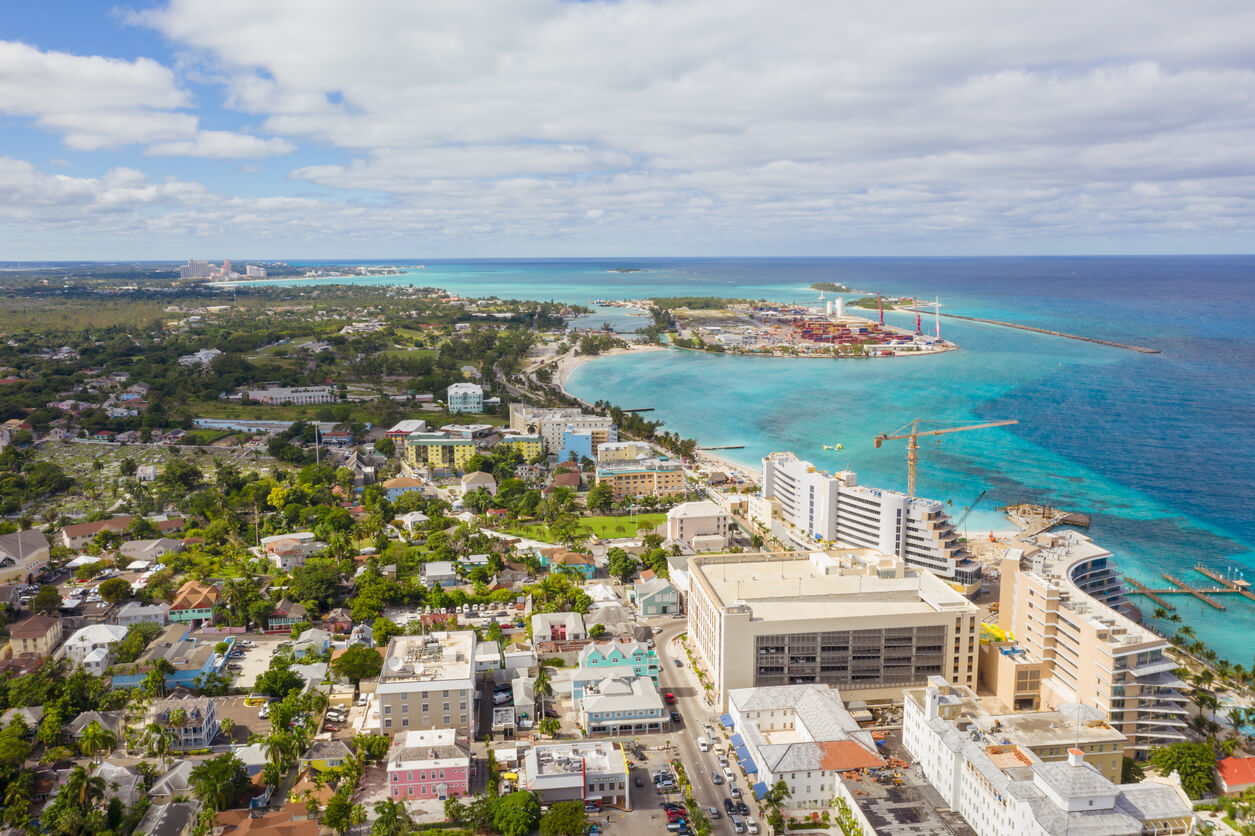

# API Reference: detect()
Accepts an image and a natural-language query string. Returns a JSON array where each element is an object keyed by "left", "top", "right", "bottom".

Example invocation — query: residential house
[
  {"left": 135, "top": 800, "right": 199, "bottom": 836},
  {"left": 8, "top": 613, "right": 63, "bottom": 658},
  {"left": 168, "top": 580, "right": 219, "bottom": 624},
  {"left": 513, "top": 678, "right": 536, "bottom": 725},
  {"left": 503, "top": 639, "right": 537, "bottom": 670},
  {"left": 630, "top": 576, "right": 681, "bottom": 615},
  {"left": 260, "top": 532, "right": 325, "bottom": 571},
  {"left": 63, "top": 623, "right": 128, "bottom": 675},
  {"left": 324, "top": 608, "right": 353, "bottom": 633},
  {"left": 92, "top": 761, "right": 144, "bottom": 806},
  {"left": 116, "top": 601, "right": 170, "bottom": 627},
  {"left": 396, "top": 511, "right": 430, "bottom": 536},
  {"left": 549, "top": 550, "right": 595, "bottom": 580},
  {"left": 120, "top": 537, "right": 184, "bottom": 562},
  {"left": 213, "top": 802, "right": 319, "bottom": 836},
  {"left": 383, "top": 477, "right": 426, "bottom": 502},
  {"left": 572, "top": 640, "right": 660, "bottom": 698},
  {"left": 300, "top": 739, "right": 352, "bottom": 773},
  {"left": 386, "top": 729, "right": 472, "bottom": 801},
  {"left": 1218, "top": 756, "right": 1255, "bottom": 796},
  {"left": 268, "top": 599, "right": 307, "bottom": 631},
  {"left": 292, "top": 628, "right": 331, "bottom": 656},
  {"left": 67, "top": 710, "right": 126, "bottom": 744},
  {"left": 531, "top": 612, "right": 586, "bottom": 642},
  {"left": 60, "top": 516, "right": 183, "bottom": 550},
  {"left": 148, "top": 697, "right": 220, "bottom": 749},
  {"left": 460, "top": 471, "right": 497, "bottom": 496},
  {"left": 149, "top": 761, "right": 195, "bottom": 801},
  {"left": 422, "top": 561, "right": 458, "bottom": 587}
]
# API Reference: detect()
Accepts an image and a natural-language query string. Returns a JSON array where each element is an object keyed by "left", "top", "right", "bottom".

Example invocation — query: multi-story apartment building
[
  {"left": 687, "top": 550, "right": 980, "bottom": 709},
  {"left": 903, "top": 677, "right": 1126, "bottom": 782},
  {"left": 595, "top": 457, "right": 685, "bottom": 500},
  {"left": 245, "top": 386, "right": 334, "bottom": 405},
  {"left": 376, "top": 632, "right": 477, "bottom": 738},
  {"left": 386, "top": 729, "right": 472, "bottom": 801},
  {"left": 446, "top": 383, "right": 483, "bottom": 413},
  {"left": 522, "top": 741, "right": 631, "bottom": 808},
  {"left": 596, "top": 440, "right": 653, "bottom": 464},
  {"left": 498, "top": 433, "right": 543, "bottom": 461},
  {"left": 904, "top": 676, "right": 1194, "bottom": 836},
  {"left": 728, "top": 684, "right": 883, "bottom": 809},
  {"left": 8, "top": 614, "right": 63, "bottom": 658},
  {"left": 508, "top": 404, "right": 617, "bottom": 455},
  {"left": 404, "top": 432, "right": 476, "bottom": 472},
  {"left": 990, "top": 531, "right": 1189, "bottom": 757},
  {"left": 758, "top": 452, "right": 981, "bottom": 587},
  {"left": 148, "top": 696, "right": 219, "bottom": 749}
]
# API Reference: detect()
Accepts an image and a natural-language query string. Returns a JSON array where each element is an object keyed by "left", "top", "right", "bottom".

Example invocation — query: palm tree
[
  {"left": 534, "top": 666, "right": 554, "bottom": 720},
  {"left": 141, "top": 723, "right": 175, "bottom": 767},
  {"left": 1152, "top": 606, "right": 1168, "bottom": 621},
  {"left": 62, "top": 766, "right": 106, "bottom": 810},
  {"left": 371, "top": 798, "right": 414, "bottom": 836},
  {"left": 78, "top": 721, "right": 116, "bottom": 764}
]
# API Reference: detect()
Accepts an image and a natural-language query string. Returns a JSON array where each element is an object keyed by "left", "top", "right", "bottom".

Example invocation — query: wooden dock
[
  {"left": 1192, "top": 564, "right": 1255, "bottom": 603},
  {"left": 1123, "top": 577, "right": 1176, "bottom": 611},
  {"left": 1161, "top": 573, "right": 1227, "bottom": 610},
  {"left": 698, "top": 445, "right": 745, "bottom": 450}
]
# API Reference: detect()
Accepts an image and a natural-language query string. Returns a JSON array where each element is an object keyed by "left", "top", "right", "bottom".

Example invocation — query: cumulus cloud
[
  {"left": 0, "top": 40, "right": 292, "bottom": 158},
  {"left": 9, "top": 0, "right": 1255, "bottom": 252},
  {"left": 146, "top": 130, "right": 295, "bottom": 158}
]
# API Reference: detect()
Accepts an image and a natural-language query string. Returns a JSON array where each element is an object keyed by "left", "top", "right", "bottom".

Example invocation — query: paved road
[{"left": 655, "top": 620, "right": 757, "bottom": 832}]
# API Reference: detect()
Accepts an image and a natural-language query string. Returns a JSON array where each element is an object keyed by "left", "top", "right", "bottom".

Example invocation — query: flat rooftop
[
  {"left": 692, "top": 553, "right": 974, "bottom": 620},
  {"left": 531, "top": 742, "right": 625, "bottom": 776},
  {"left": 379, "top": 631, "right": 474, "bottom": 684}
]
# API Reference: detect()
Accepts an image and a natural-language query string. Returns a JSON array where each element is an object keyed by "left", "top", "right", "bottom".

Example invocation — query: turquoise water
[{"left": 248, "top": 257, "right": 1255, "bottom": 664}]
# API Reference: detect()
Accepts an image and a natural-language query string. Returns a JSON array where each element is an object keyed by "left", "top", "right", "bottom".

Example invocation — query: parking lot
[
  {"left": 215, "top": 634, "right": 290, "bottom": 690},
  {"left": 214, "top": 695, "right": 273, "bottom": 741}
]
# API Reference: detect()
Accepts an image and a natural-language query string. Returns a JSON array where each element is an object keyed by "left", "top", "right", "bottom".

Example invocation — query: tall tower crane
[{"left": 873, "top": 418, "right": 1018, "bottom": 498}]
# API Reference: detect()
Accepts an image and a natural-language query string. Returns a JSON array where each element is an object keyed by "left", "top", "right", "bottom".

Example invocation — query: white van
[{"left": 697, "top": 736, "right": 709, "bottom": 752}]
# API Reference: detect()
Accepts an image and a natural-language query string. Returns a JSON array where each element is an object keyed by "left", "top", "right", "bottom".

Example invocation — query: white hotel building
[{"left": 758, "top": 452, "right": 981, "bottom": 587}]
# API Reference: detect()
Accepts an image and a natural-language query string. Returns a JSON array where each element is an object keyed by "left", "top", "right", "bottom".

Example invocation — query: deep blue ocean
[{"left": 261, "top": 257, "right": 1255, "bottom": 663}]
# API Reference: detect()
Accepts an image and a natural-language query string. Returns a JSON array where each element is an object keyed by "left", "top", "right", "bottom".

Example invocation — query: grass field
[
  {"left": 504, "top": 513, "right": 666, "bottom": 543},
  {"left": 379, "top": 348, "right": 438, "bottom": 359}
]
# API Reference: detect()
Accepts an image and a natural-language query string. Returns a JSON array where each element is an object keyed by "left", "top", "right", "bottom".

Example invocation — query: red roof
[
  {"left": 818, "top": 740, "right": 884, "bottom": 772},
  {"left": 1219, "top": 756, "right": 1255, "bottom": 789}
]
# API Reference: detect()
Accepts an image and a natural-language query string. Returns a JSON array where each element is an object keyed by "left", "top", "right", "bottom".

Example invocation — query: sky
[{"left": 1, "top": 0, "right": 1254, "bottom": 259}]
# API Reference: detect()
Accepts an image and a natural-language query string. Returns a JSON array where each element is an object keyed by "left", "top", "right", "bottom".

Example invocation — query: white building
[
  {"left": 245, "top": 265, "right": 267, "bottom": 277},
  {"left": 63, "top": 624, "right": 128, "bottom": 676},
  {"left": 577, "top": 675, "right": 667, "bottom": 736},
  {"left": 532, "top": 612, "right": 587, "bottom": 642},
  {"left": 260, "top": 532, "right": 325, "bottom": 571},
  {"left": 903, "top": 677, "right": 1195, "bottom": 836},
  {"left": 522, "top": 741, "right": 631, "bottom": 808},
  {"left": 758, "top": 452, "right": 981, "bottom": 586},
  {"left": 177, "top": 348, "right": 223, "bottom": 367},
  {"left": 376, "top": 632, "right": 477, "bottom": 738},
  {"left": 446, "top": 383, "right": 483, "bottom": 414},
  {"left": 178, "top": 259, "right": 214, "bottom": 279},
  {"left": 507, "top": 404, "right": 617, "bottom": 455},
  {"left": 666, "top": 501, "right": 730, "bottom": 550},
  {"left": 728, "top": 684, "right": 883, "bottom": 809},
  {"left": 116, "top": 601, "right": 170, "bottom": 627},
  {"left": 246, "top": 386, "right": 334, "bottom": 405},
  {"left": 687, "top": 551, "right": 980, "bottom": 709}
]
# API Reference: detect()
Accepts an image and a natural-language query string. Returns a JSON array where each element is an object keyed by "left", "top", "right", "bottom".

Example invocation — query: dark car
[
  {"left": 724, "top": 798, "right": 735, "bottom": 814},
  {"left": 633, "top": 775, "right": 644, "bottom": 787},
  {"left": 673, "top": 659, "right": 682, "bottom": 667},
  {"left": 670, "top": 711, "right": 681, "bottom": 723},
  {"left": 544, "top": 707, "right": 560, "bottom": 718},
  {"left": 736, "top": 801, "right": 750, "bottom": 817}
]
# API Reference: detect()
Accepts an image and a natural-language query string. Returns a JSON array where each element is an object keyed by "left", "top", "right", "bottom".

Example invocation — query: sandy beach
[{"left": 552, "top": 343, "right": 667, "bottom": 390}]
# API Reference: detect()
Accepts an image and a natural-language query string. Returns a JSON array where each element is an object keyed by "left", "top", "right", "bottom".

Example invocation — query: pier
[
  {"left": 620, "top": 407, "right": 655, "bottom": 413},
  {"left": 1192, "top": 564, "right": 1255, "bottom": 603},
  {"left": 1161, "top": 573, "right": 1227, "bottom": 610},
  {"left": 1123, "top": 577, "right": 1176, "bottom": 611},
  {"left": 697, "top": 445, "right": 745, "bottom": 450},
  {"left": 937, "top": 312, "right": 1161, "bottom": 354}
]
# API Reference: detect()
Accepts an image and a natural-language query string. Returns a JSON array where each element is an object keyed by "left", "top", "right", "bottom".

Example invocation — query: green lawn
[
  {"left": 378, "top": 347, "right": 438, "bottom": 359},
  {"left": 503, "top": 513, "right": 666, "bottom": 543}
]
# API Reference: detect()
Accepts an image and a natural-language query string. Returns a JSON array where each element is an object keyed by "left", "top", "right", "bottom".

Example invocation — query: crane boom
[{"left": 873, "top": 418, "right": 1018, "bottom": 498}]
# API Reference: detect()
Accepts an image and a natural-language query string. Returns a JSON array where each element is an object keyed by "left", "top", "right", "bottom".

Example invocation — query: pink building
[{"left": 386, "top": 729, "right": 472, "bottom": 801}]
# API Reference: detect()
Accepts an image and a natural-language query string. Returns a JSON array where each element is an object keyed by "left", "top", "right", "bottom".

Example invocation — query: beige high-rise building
[
  {"left": 687, "top": 550, "right": 980, "bottom": 709},
  {"left": 376, "top": 632, "right": 477, "bottom": 738},
  {"left": 989, "top": 531, "right": 1188, "bottom": 757}
]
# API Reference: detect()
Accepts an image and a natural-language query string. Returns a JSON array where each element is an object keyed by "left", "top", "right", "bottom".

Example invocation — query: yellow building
[
  {"left": 595, "top": 457, "right": 685, "bottom": 500},
  {"left": 405, "top": 432, "right": 476, "bottom": 471},
  {"left": 499, "top": 434, "right": 543, "bottom": 461}
]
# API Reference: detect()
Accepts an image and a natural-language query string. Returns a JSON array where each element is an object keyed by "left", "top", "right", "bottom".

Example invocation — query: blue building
[
  {"left": 572, "top": 640, "right": 661, "bottom": 699},
  {"left": 558, "top": 425, "right": 595, "bottom": 462},
  {"left": 112, "top": 624, "right": 230, "bottom": 689}
]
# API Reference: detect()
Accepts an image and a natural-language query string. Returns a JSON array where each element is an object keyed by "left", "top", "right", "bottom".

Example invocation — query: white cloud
[
  {"left": 146, "top": 130, "right": 295, "bottom": 158},
  {"left": 0, "top": 39, "right": 294, "bottom": 158},
  {"left": 6, "top": 0, "right": 1255, "bottom": 252}
]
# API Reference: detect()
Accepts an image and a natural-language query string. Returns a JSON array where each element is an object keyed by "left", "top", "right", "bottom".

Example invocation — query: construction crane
[{"left": 873, "top": 419, "right": 1018, "bottom": 498}]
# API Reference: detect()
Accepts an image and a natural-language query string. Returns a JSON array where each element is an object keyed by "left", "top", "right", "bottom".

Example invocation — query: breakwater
[{"left": 937, "top": 312, "right": 1161, "bottom": 354}]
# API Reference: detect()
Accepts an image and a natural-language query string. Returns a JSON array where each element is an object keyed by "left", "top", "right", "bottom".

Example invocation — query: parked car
[
  {"left": 664, "top": 692, "right": 676, "bottom": 704},
  {"left": 731, "top": 784, "right": 742, "bottom": 800},
  {"left": 707, "top": 806, "right": 721, "bottom": 820},
  {"left": 712, "top": 770, "right": 723, "bottom": 784},
  {"left": 670, "top": 711, "right": 681, "bottom": 723},
  {"left": 724, "top": 799, "right": 735, "bottom": 814},
  {"left": 673, "top": 659, "right": 682, "bottom": 667},
  {"left": 633, "top": 775, "right": 644, "bottom": 788},
  {"left": 736, "top": 801, "right": 750, "bottom": 817}
]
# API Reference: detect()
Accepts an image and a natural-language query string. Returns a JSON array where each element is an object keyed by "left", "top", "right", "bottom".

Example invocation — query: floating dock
[
  {"left": 1123, "top": 577, "right": 1176, "bottom": 611},
  {"left": 1122, "top": 566, "right": 1255, "bottom": 612},
  {"left": 1160, "top": 573, "right": 1227, "bottom": 610},
  {"left": 1192, "top": 564, "right": 1255, "bottom": 603},
  {"left": 937, "top": 312, "right": 1161, "bottom": 354}
]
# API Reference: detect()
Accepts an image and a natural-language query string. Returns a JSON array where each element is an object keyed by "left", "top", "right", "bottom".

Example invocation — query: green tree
[
  {"left": 77, "top": 721, "right": 116, "bottom": 763},
  {"left": 374, "top": 438, "right": 396, "bottom": 457},
  {"left": 492, "top": 790, "right": 541, "bottom": 836},
  {"left": 539, "top": 799, "right": 588, "bottom": 836},
  {"left": 585, "top": 481, "right": 615, "bottom": 513},
  {"left": 1147, "top": 742, "right": 1217, "bottom": 798},
  {"left": 96, "top": 577, "right": 132, "bottom": 605},
  {"left": 322, "top": 790, "right": 366, "bottom": 836},
  {"left": 538, "top": 718, "right": 560, "bottom": 737},
  {"left": 606, "top": 547, "right": 637, "bottom": 583},
  {"left": 332, "top": 645, "right": 384, "bottom": 688},
  {"left": 370, "top": 798, "right": 414, "bottom": 836},
  {"left": 190, "top": 753, "right": 250, "bottom": 812},
  {"left": 30, "top": 585, "right": 62, "bottom": 615},
  {"left": 255, "top": 667, "right": 306, "bottom": 699}
]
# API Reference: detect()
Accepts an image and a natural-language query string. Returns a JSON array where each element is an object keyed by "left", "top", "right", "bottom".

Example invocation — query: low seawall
[{"left": 938, "top": 312, "right": 1160, "bottom": 354}]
